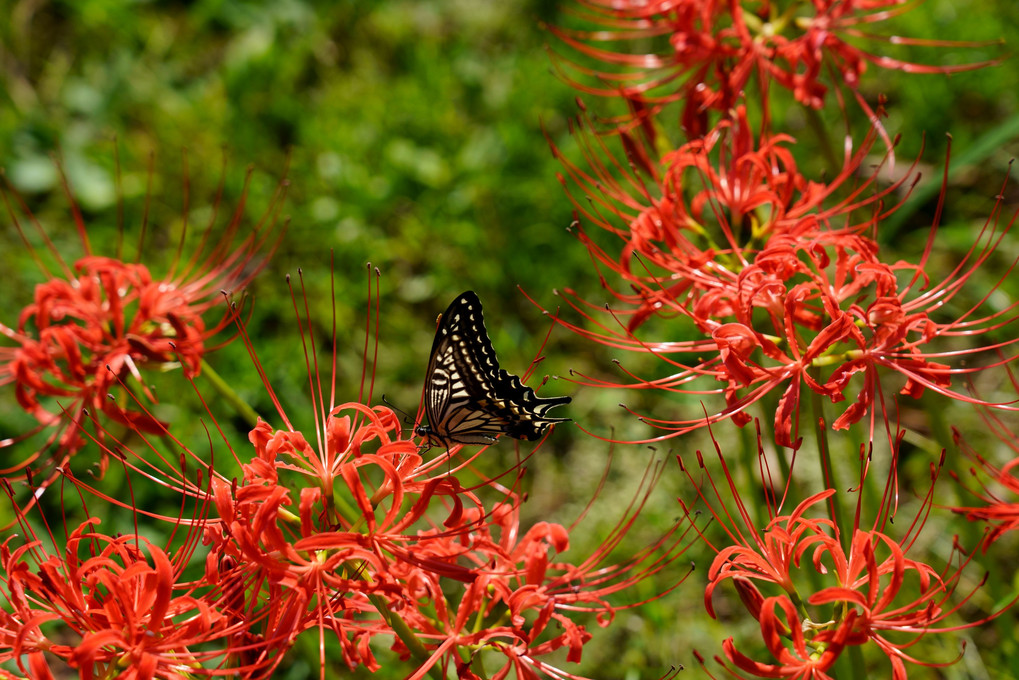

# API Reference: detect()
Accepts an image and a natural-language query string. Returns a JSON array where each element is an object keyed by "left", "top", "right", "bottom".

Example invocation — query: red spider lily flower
[
  {"left": 127, "top": 268, "right": 488, "bottom": 674},
  {"left": 948, "top": 368, "right": 1019, "bottom": 548},
  {"left": 952, "top": 451, "right": 1019, "bottom": 549},
  {"left": 681, "top": 426, "right": 1014, "bottom": 679},
  {"left": 715, "top": 595, "right": 856, "bottom": 680},
  {"left": 0, "top": 516, "right": 259, "bottom": 679},
  {"left": 208, "top": 428, "right": 687, "bottom": 680},
  {"left": 550, "top": 107, "right": 894, "bottom": 325},
  {"left": 546, "top": 110, "right": 1019, "bottom": 447},
  {"left": 390, "top": 462, "right": 693, "bottom": 680},
  {"left": 201, "top": 404, "right": 490, "bottom": 674},
  {"left": 85, "top": 264, "right": 677, "bottom": 679},
  {"left": 0, "top": 151, "right": 289, "bottom": 482},
  {"left": 548, "top": 0, "right": 999, "bottom": 136}
]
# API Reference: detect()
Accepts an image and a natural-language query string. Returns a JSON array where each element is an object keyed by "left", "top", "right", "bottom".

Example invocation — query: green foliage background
[{"left": 3, "top": 0, "right": 1019, "bottom": 678}]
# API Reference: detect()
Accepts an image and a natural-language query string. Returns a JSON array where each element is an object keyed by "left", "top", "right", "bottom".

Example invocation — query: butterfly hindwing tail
[{"left": 494, "top": 369, "right": 571, "bottom": 441}]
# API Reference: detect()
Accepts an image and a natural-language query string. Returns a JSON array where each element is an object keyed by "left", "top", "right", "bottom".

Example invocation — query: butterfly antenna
[
  {"left": 380, "top": 395, "right": 414, "bottom": 427},
  {"left": 410, "top": 309, "right": 441, "bottom": 435}
]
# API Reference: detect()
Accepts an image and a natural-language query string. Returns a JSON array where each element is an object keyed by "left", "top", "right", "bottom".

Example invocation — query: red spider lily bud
[{"left": 731, "top": 575, "right": 765, "bottom": 624}]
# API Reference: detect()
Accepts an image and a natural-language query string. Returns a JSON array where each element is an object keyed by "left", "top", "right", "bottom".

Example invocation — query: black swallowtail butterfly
[{"left": 416, "top": 291, "right": 571, "bottom": 448}]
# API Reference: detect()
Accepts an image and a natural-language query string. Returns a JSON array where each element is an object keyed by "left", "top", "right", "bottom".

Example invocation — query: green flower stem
[
  {"left": 367, "top": 591, "right": 445, "bottom": 680},
  {"left": 199, "top": 359, "right": 260, "bottom": 429},
  {"left": 847, "top": 631, "right": 866, "bottom": 679},
  {"left": 807, "top": 371, "right": 865, "bottom": 680},
  {"left": 807, "top": 371, "right": 847, "bottom": 551},
  {"left": 786, "top": 588, "right": 811, "bottom": 624},
  {"left": 328, "top": 490, "right": 363, "bottom": 530},
  {"left": 738, "top": 421, "right": 765, "bottom": 529}
]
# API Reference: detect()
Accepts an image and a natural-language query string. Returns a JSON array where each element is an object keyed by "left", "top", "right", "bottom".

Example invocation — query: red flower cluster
[
  {"left": 195, "top": 270, "right": 686, "bottom": 677},
  {"left": 0, "top": 157, "right": 289, "bottom": 482},
  {"left": 0, "top": 264, "right": 685, "bottom": 679},
  {"left": 2, "top": 1, "right": 1016, "bottom": 677},
  {"left": 0, "top": 406, "right": 682, "bottom": 679},
  {"left": 549, "top": 0, "right": 997, "bottom": 136},
  {"left": 550, "top": 95, "right": 1019, "bottom": 449},
  {"left": 542, "top": 1, "right": 1019, "bottom": 669},
  {"left": 0, "top": 508, "right": 235, "bottom": 679},
  {"left": 681, "top": 434, "right": 1010, "bottom": 679}
]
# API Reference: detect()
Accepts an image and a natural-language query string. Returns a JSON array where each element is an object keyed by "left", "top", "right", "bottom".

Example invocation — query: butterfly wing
[
  {"left": 421, "top": 321, "right": 510, "bottom": 447},
  {"left": 418, "top": 291, "right": 570, "bottom": 448}
]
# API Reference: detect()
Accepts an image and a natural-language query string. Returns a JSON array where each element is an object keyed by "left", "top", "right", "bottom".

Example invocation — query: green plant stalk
[
  {"left": 808, "top": 370, "right": 846, "bottom": 548},
  {"left": 199, "top": 359, "right": 260, "bottom": 429},
  {"left": 807, "top": 370, "right": 865, "bottom": 679},
  {"left": 367, "top": 590, "right": 446, "bottom": 680},
  {"left": 738, "top": 420, "right": 765, "bottom": 530}
]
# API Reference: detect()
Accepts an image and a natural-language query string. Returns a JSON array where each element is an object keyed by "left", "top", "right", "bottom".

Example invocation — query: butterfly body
[{"left": 416, "top": 291, "right": 571, "bottom": 449}]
